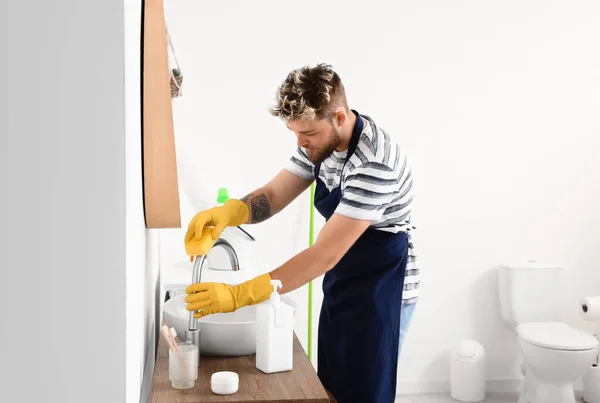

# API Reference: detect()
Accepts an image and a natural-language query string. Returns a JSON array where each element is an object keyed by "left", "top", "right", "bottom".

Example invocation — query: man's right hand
[
  {"left": 184, "top": 199, "right": 249, "bottom": 256},
  {"left": 183, "top": 169, "right": 312, "bottom": 256}
]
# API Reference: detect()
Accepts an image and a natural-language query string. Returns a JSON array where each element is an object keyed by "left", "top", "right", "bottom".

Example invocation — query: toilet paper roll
[{"left": 580, "top": 297, "right": 600, "bottom": 321}]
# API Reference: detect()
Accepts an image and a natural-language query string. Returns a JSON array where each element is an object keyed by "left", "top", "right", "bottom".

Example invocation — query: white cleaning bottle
[{"left": 255, "top": 279, "right": 294, "bottom": 373}]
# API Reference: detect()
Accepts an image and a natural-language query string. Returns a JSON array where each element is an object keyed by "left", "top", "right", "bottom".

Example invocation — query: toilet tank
[{"left": 497, "top": 261, "right": 564, "bottom": 326}]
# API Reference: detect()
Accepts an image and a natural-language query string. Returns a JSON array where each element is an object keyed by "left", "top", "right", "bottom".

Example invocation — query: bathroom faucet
[{"left": 185, "top": 238, "right": 239, "bottom": 361}]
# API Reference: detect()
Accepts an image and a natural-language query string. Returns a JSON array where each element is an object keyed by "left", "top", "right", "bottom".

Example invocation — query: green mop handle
[{"left": 308, "top": 182, "right": 315, "bottom": 362}]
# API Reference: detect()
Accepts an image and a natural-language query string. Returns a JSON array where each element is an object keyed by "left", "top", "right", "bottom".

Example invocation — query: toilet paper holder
[{"left": 594, "top": 334, "right": 599, "bottom": 367}]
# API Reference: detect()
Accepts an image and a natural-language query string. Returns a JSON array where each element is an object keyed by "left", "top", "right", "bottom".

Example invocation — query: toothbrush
[
  {"left": 169, "top": 327, "right": 180, "bottom": 352},
  {"left": 169, "top": 327, "right": 181, "bottom": 344},
  {"left": 162, "top": 325, "right": 185, "bottom": 381},
  {"left": 161, "top": 325, "right": 177, "bottom": 351}
]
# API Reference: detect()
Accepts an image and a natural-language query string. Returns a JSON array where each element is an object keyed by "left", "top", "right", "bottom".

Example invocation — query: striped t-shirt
[{"left": 285, "top": 113, "right": 420, "bottom": 304}]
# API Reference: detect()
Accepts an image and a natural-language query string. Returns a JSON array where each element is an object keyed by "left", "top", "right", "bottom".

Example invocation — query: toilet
[{"left": 498, "top": 261, "right": 599, "bottom": 403}]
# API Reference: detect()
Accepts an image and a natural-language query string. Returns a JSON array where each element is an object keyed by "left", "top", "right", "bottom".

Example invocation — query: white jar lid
[{"left": 211, "top": 371, "right": 239, "bottom": 386}]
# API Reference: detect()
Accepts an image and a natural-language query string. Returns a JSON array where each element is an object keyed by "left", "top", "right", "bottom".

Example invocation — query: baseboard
[
  {"left": 396, "top": 377, "right": 584, "bottom": 396},
  {"left": 396, "top": 379, "right": 452, "bottom": 395}
]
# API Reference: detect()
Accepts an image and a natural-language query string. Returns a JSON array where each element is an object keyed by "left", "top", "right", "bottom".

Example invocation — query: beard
[{"left": 306, "top": 128, "right": 341, "bottom": 165}]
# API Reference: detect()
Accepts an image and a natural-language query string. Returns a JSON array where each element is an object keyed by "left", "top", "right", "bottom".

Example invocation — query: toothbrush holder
[{"left": 168, "top": 342, "right": 199, "bottom": 390}]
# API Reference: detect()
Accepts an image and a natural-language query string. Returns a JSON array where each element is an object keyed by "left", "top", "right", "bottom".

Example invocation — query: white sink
[{"left": 163, "top": 293, "right": 297, "bottom": 356}]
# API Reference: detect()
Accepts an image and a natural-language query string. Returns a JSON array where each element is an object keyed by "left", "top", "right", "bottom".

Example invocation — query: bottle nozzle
[
  {"left": 270, "top": 279, "right": 282, "bottom": 293},
  {"left": 269, "top": 279, "right": 282, "bottom": 303}
]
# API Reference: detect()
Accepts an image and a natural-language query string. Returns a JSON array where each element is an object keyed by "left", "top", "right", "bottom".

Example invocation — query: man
[{"left": 184, "top": 63, "right": 419, "bottom": 403}]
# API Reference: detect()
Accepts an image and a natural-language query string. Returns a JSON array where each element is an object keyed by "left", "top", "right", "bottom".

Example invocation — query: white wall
[
  {"left": 1, "top": 0, "right": 130, "bottom": 402},
  {"left": 160, "top": 0, "right": 600, "bottom": 395},
  {"left": 1, "top": 1, "right": 160, "bottom": 402}
]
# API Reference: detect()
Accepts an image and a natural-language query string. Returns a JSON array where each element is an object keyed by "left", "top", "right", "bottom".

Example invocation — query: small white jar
[{"left": 211, "top": 371, "right": 239, "bottom": 395}]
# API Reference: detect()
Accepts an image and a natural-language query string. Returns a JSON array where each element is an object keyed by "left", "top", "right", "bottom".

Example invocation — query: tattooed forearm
[
  {"left": 250, "top": 194, "right": 271, "bottom": 223},
  {"left": 240, "top": 192, "right": 272, "bottom": 224}
]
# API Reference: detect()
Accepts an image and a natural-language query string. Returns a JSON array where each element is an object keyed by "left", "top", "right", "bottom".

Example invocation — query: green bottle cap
[{"left": 216, "top": 188, "right": 230, "bottom": 204}]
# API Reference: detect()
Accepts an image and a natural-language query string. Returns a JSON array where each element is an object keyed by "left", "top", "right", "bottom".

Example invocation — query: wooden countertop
[{"left": 149, "top": 317, "right": 330, "bottom": 403}]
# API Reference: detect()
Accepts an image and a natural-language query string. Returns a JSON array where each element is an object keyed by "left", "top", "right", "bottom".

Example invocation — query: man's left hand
[
  {"left": 185, "top": 273, "right": 273, "bottom": 319},
  {"left": 185, "top": 282, "right": 237, "bottom": 318}
]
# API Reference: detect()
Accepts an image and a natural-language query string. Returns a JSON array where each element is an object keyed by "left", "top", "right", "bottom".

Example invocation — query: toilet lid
[{"left": 517, "top": 322, "right": 599, "bottom": 351}]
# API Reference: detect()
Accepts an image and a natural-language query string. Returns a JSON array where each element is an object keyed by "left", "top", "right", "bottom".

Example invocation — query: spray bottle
[{"left": 255, "top": 279, "right": 294, "bottom": 373}]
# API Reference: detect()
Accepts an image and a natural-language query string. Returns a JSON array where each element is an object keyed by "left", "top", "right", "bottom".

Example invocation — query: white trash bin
[
  {"left": 450, "top": 340, "right": 486, "bottom": 402},
  {"left": 582, "top": 364, "right": 600, "bottom": 403}
]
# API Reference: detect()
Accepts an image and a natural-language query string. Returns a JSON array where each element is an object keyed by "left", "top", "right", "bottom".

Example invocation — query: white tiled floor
[
  {"left": 396, "top": 393, "right": 518, "bottom": 403},
  {"left": 396, "top": 391, "right": 584, "bottom": 402}
]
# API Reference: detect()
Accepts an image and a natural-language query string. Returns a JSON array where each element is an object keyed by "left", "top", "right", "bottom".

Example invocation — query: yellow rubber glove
[
  {"left": 184, "top": 199, "right": 249, "bottom": 256},
  {"left": 185, "top": 273, "right": 273, "bottom": 319}
]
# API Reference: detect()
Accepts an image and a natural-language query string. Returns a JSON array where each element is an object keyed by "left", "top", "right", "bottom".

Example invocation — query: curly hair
[{"left": 269, "top": 63, "right": 348, "bottom": 122}]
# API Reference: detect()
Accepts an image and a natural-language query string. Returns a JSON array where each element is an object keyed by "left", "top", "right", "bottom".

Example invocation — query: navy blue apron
[{"left": 316, "top": 111, "right": 408, "bottom": 403}]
